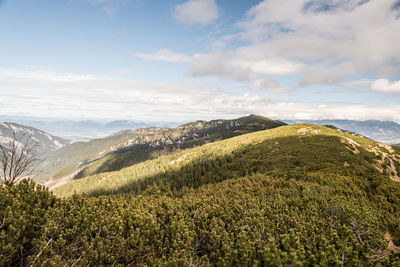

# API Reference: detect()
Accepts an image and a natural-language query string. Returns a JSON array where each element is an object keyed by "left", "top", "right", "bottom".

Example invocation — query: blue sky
[{"left": 0, "top": 0, "right": 399, "bottom": 122}]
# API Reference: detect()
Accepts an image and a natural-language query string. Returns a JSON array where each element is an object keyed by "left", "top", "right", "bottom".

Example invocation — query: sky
[{"left": 0, "top": 0, "right": 400, "bottom": 123}]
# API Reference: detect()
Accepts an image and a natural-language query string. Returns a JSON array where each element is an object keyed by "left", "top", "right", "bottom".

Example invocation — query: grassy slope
[
  {"left": 46, "top": 115, "right": 284, "bottom": 182},
  {"left": 54, "top": 124, "right": 398, "bottom": 198},
  {"left": 40, "top": 128, "right": 167, "bottom": 181},
  {"left": 51, "top": 166, "right": 77, "bottom": 180},
  {"left": 74, "top": 116, "right": 284, "bottom": 179},
  {"left": 4, "top": 123, "right": 400, "bottom": 265}
]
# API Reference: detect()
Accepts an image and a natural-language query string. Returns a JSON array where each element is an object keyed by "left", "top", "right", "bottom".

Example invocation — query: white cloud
[
  {"left": 174, "top": 0, "right": 219, "bottom": 25},
  {"left": 250, "top": 78, "right": 289, "bottom": 94},
  {"left": 299, "top": 62, "right": 355, "bottom": 86},
  {"left": 371, "top": 79, "right": 400, "bottom": 93},
  {"left": 1, "top": 67, "right": 399, "bottom": 122},
  {"left": 332, "top": 87, "right": 363, "bottom": 93},
  {"left": 187, "top": 53, "right": 251, "bottom": 81},
  {"left": 113, "top": 69, "right": 136, "bottom": 75},
  {"left": 342, "top": 78, "right": 374, "bottom": 86},
  {"left": 136, "top": 49, "right": 191, "bottom": 63},
  {"left": 187, "top": 53, "right": 303, "bottom": 81},
  {"left": 0, "top": 72, "right": 273, "bottom": 121},
  {"left": 246, "top": 59, "right": 303, "bottom": 75},
  {"left": 0, "top": 67, "right": 96, "bottom": 82},
  {"left": 242, "top": 0, "right": 400, "bottom": 76},
  {"left": 190, "top": 0, "right": 400, "bottom": 87}
]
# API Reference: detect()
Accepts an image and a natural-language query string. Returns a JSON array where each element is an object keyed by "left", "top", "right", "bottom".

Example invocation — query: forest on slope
[
  {"left": 2, "top": 124, "right": 400, "bottom": 265},
  {"left": 54, "top": 124, "right": 400, "bottom": 197},
  {"left": 44, "top": 115, "right": 284, "bottom": 185}
]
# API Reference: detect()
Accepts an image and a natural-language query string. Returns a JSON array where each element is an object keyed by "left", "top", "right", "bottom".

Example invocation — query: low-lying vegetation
[
  {"left": 54, "top": 124, "right": 388, "bottom": 197},
  {"left": 2, "top": 124, "right": 400, "bottom": 265},
  {"left": 45, "top": 114, "right": 285, "bottom": 183}
]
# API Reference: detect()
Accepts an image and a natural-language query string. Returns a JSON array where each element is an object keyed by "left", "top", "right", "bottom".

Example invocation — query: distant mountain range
[
  {"left": 284, "top": 119, "right": 400, "bottom": 144},
  {"left": 103, "top": 120, "right": 150, "bottom": 131},
  {"left": 0, "top": 116, "right": 182, "bottom": 141},
  {"left": 0, "top": 122, "right": 70, "bottom": 157},
  {"left": 4, "top": 115, "right": 400, "bottom": 144}
]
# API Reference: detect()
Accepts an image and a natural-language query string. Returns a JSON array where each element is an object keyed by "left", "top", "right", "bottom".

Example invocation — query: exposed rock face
[
  {"left": 113, "top": 115, "right": 286, "bottom": 153},
  {"left": 385, "top": 157, "right": 395, "bottom": 170}
]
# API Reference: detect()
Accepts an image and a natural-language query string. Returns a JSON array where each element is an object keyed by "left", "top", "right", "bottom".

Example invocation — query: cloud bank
[
  {"left": 0, "top": 67, "right": 96, "bottom": 82},
  {"left": 1, "top": 68, "right": 399, "bottom": 122},
  {"left": 186, "top": 0, "right": 400, "bottom": 90}
]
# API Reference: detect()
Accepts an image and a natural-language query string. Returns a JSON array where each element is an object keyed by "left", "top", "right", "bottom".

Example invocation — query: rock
[{"left": 385, "top": 157, "right": 395, "bottom": 170}]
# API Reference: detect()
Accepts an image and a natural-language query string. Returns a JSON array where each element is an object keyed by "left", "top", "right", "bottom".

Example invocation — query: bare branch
[{"left": 0, "top": 132, "right": 40, "bottom": 185}]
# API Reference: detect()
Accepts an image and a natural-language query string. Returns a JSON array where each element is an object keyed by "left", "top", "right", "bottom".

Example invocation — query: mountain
[
  {"left": 54, "top": 123, "right": 400, "bottom": 197},
  {"left": 285, "top": 119, "right": 400, "bottom": 144},
  {"left": 0, "top": 115, "right": 180, "bottom": 141},
  {"left": 9, "top": 123, "right": 398, "bottom": 265},
  {"left": 42, "top": 115, "right": 285, "bottom": 185},
  {"left": 104, "top": 120, "right": 149, "bottom": 131},
  {"left": 40, "top": 127, "right": 168, "bottom": 184},
  {"left": 71, "top": 114, "right": 286, "bottom": 180},
  {"left": 0, "top": 122, "right": 70, "bottom": 157},
  {"left": 22, "top": 119, "right": 150, "bottom": 142}
]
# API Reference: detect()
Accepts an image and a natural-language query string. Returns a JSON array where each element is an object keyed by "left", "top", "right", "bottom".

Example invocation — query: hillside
[
  {"left": 40, "top": 127, "right": 167, "bottom": 183},
  {"left": 3, "top": 123, "right": 400, "bottom": 265},
  {"left": 54, "top": 124, "right": 400, "bottom": 197},
  {"left": 285, "top": 119, "right": 400, "bottom": 144},
  {"left": 44, "top": 115, "right": 285, "bottom": 184},
  {"left": 0, "top": 122, "right": 70, "bottom": 157}
]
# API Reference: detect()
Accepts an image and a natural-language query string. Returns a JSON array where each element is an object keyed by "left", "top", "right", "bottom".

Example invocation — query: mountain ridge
[
  {"left": 42, "top": 115, "right": 285, "bottom": 184},
  {"left": 53, "top": 123, "right": 400, "bottom": 197},
  {"left": 0, "top": 122, "right": 70, "bottom": 157}
]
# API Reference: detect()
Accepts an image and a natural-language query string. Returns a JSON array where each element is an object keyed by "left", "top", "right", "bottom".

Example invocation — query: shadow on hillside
[
  {"left": 86, "top": 135, "right": 382, "bottom": 197},
  {"left": 76, "top": 127, "right": 280, "bottom": 180}
]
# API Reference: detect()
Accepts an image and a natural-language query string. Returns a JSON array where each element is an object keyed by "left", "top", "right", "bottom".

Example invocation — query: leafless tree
[{"left": 0, "top": 132, "right": 41, "bottom": 185}]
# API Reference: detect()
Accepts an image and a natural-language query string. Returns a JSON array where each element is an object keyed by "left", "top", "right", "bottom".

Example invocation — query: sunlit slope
[
  {"left": 45, "top": 115, "right": 284, "bottom": 182},
  {"left": 6, "top": 123, "right": 400, "bottom": 265},
  {"left": 54, "top": 124, "right": 400, "bottom": 198},
  {"left": 41, "top": 127, "right": 167, "bottom": 180}
]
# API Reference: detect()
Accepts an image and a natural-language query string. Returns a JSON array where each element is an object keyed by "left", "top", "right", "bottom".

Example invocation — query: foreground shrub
[{"left": 1, "top": 175, "right": 399, "bottom": 266}]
